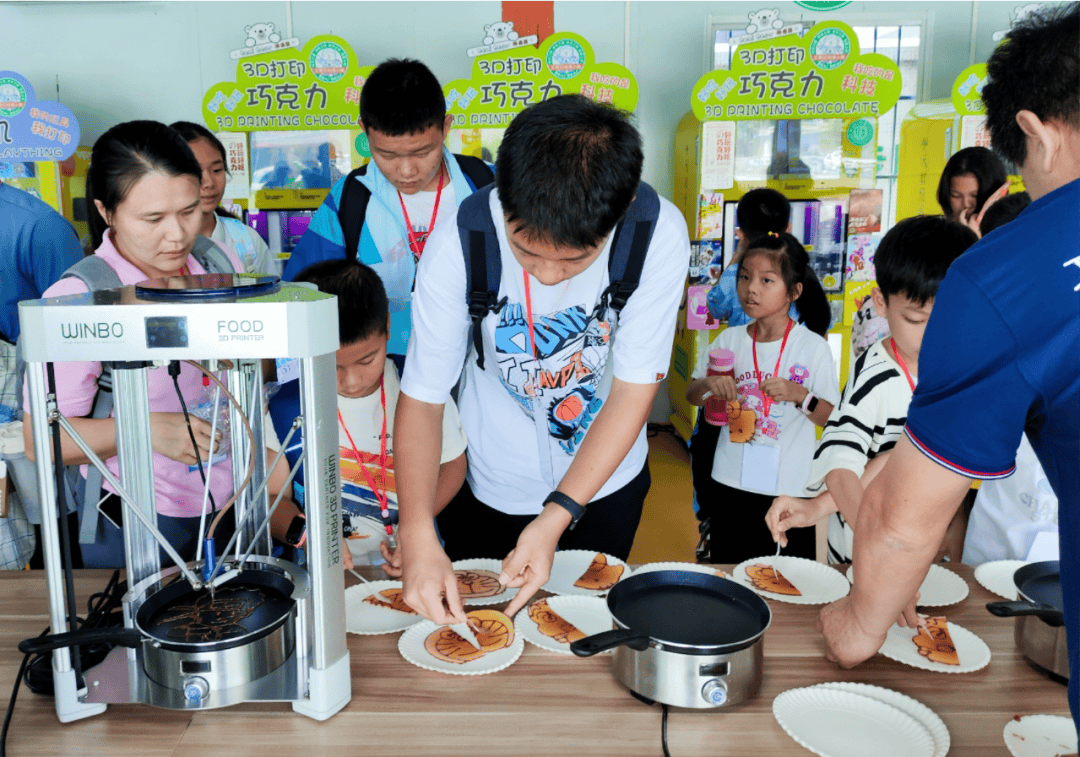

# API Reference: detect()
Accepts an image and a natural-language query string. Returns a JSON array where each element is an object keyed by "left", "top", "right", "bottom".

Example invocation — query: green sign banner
[
  {"left": 202, "top": 35, "right": 373, "bottom": 132},
  {"left": 690, "top": 21, "right": 901, "bottom": 121},
  {"left": 444, "top": 32, "right": 638, "bottom": 129},
  {"left": 952, "top": 63, "right": 987, "bottom": 117}
]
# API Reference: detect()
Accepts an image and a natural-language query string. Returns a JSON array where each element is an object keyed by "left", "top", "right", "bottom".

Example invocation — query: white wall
[{"left": 6, "top": 0, "right": 1067, "bottom": 200}]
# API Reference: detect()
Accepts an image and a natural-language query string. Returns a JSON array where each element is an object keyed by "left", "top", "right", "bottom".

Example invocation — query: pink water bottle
[{"left": 704, "top": 348, "right": 736, "bottom": 426}]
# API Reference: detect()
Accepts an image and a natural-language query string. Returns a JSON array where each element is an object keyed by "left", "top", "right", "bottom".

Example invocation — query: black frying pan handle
[
  {"left": 570, "top": 627, "right": 651, "bottom": 657},
  {"left": 18, "top": 627, "right": 143, "bottom": 655},
  {"left": 986, "top": 600, "right": 1065, "bottom": 627}
]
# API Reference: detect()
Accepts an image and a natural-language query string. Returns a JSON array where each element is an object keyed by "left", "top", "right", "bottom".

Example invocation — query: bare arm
[
  {"left": 824, "top": 468, "right": 863, "bottom": 529},
  {"left": 501, "top": 378, "right": 657, "bottom": 617},
  {"left": 816, "top": 435, "right": 972, "bottom": 667},
  {"left": 433, "top": 453, "right": 467, "bottom": 515},
  {"left": 394, "top": 393, "right": 466, "bottom": 625},
  {"left": 23, "top": 411, "right": 214, "bottom": 467}
]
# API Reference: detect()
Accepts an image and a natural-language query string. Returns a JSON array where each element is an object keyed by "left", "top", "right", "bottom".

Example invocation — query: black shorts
[{"left": 436, "top": 462, "right": 650, "bottom": 562}]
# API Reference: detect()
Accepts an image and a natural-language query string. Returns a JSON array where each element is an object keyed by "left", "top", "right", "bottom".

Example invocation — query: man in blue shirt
[
  {"left": 283, "top": 59, "right": 492, "bottom": 355},
  {"left": 816, "top": 4, "right": 1080, "bottom": 731},
  {"left": 0, "top": 181, "right": 84, "bottom": 422}
]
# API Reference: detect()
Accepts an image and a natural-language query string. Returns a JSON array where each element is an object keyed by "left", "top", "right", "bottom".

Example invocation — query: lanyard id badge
[{"left": 741, "top": 442, "right": 781, "bottom": 495}]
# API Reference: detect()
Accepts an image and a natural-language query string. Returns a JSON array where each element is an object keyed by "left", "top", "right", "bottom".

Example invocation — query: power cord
[{"left": 661, "top": 703, "right": 672, "bottom": 757}]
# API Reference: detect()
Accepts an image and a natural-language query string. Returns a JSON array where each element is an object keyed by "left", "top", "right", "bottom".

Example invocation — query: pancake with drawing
[
  {"left": 527, "top": 598, "right": 586, "bottom": 644},
  {"left": 574, "top": 553, "right": 625, "bottom": 591},
  {"left": 912, "top": 616, "right": 960, "bottom": 665},
  {"left": 361, "top": 588, "right": 417, "bottom": 615},
  {"left": 745, "top": 563, "right": 801, "bottom": 596},
  {"left": 454, "top": 569, "right": 504, "bottom": 598},
  {"left": 423, "top": 609, "right": 516, "bottom": 664}
]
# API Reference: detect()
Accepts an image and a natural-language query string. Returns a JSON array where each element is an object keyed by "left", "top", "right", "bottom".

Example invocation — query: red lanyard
[
  {"left": 397, "top": 164, "right": 445, "bottom": 260},
  {"left": 337, "top": 379, "right": 394, "bottom": 541},
  {"left": 523, "top": 270, "right": 539, "bottom": 360},
  {"left": 752, "top": 318, "right": 794, "bottom": 418},
  {"left": 889, "top": 337, "right": 916, "bottom": 392}
]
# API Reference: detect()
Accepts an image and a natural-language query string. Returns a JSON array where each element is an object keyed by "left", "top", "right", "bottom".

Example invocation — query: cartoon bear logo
[
  {"left": 483, "top": 21, "right": 520, "bottom": 46},
  {"left": 788, "top": 365, "right": 810, "bottom": 385},
  {"left": 245, "top": 22, "right": 281, "bottom": 48},
  {"left": 746, "top": 9, "right": 783, "bottom": 34}
]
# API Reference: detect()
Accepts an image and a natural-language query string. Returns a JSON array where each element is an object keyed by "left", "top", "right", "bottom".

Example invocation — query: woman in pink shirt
[{"left": 23, "top": 121, "right": 245, "bottom": 567}]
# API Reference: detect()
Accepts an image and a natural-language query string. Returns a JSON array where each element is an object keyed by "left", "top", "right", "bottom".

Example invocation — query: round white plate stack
[
  {"left": 877, "top": 621, "right": 992, "bottom": 673},
  {"left": 809, "top": 683, "right": 950, "bottom": 757},
  {"left": 847, "top": 563, "right": 969, "bottom": 606},
  {"left": 344, "top": 581, "right": 424, "bottom": 635},
  {"left": 733, "top": 556, "right": 850, "bottom": 605},
  {"left": 541, "top": 549, "right": 628, "bottom": 596},
  {"left": 974, "top": 559, "right": 1029, "bottom": 600},
  {"left": 773, "top": 685, "right": 936, "bottom": 757}
]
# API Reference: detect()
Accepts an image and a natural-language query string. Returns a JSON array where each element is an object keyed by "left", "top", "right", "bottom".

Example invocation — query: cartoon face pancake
[
  {"left": 454, "top": 569, "right": 505, "bottom": 598},
  {"left": 573, "top": 553, "right": 624, "bottom": 591},
  {"left": 423, "top": 609, "right": 516, "bottom": 664},
  {"left": 362, "top": 588, "right": 417, "bottom": 615},
  {"left": 912, "top": 616, "right": 960, "bottom": 665},
  {"left": 745, "top": 563, "right": 801, "bottom": 596},
  {"left": 728, "top": 406, "right": 757, "bottom": 443},
  {"left": 527, "top": 599, "right": 586, "bottom": 644}
]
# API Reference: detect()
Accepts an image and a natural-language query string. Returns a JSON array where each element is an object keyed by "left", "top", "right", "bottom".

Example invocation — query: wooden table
[{"left": 0, "top": 564, "right": 1072, "bottom": 756}]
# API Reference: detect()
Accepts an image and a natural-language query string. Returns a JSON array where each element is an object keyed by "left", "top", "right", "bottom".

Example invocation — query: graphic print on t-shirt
[
  {"left": 729, "top": 365, "right": 811, "bottom": 443},
  {"left": 495, "top": 302, "right": 612, "bottom": 456}
]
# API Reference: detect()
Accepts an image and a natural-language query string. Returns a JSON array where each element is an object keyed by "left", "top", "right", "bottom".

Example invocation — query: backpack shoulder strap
[
  {"left": 61, "top": 255, "right": 123, "bottom": 292},
  {"left": 602, "top": 182, "right": 661, "bottom": 314},
  {"left": 387, "top": 353, "right": 406, "bottom": 378},
  {"left": 452, "top": 154, "right": 495, "bottom": 190},
  {"left": 456, "top": 184, "right": 504, "bottom": 370},
  {"left": 337, "top": 165, "right": 372, "bottom": 263},
  {"left": 190, "top": 236, "right": 237, "bottom": 274}
]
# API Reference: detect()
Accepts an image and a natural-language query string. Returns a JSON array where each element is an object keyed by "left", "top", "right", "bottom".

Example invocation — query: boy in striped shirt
[{"left": 765, "top": 215, "right": 977, "bottom": 562}]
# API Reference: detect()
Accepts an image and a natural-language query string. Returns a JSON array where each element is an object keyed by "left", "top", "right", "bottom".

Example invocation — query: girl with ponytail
[{"left": 686, "top": 231, "right": 839, "bottom": 563}]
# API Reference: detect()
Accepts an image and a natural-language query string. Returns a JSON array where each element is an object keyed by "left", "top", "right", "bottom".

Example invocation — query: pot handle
[
  {"left": 570, "top": 627, "right": 651, "bottom": 657},
  {"left": 986, "top": 600, "right": 1065, "bottom": 627},
  {"left": 18, "top": 627, "right": 143, "bottom": 655}
]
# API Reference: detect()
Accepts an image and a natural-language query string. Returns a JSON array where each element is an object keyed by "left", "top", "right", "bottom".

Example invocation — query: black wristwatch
[
  {"left": 285, "top": 514, "right": 307, "bottom": 548},
  {"left": 544, "top": 491, "right": 586, "bottom": 530}
]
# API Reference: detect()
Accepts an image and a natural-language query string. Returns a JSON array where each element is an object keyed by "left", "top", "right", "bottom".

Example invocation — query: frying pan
[
  {"left": 987, "top": 560, "right": 1064, "bottom": 627},
  {"left": 571, "top": 570, "right": 771, "bottom": 656}
]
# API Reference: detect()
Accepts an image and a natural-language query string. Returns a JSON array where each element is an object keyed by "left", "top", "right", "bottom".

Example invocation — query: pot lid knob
[{"left": 701, "top": 679, "right": 728, "bottom": 706}]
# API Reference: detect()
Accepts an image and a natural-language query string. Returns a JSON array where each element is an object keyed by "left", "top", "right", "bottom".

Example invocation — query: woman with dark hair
[
  {"left": 936, "top": 146, "right": 1010, "bottom": 235},
  {"left": 170, "top": 121, "right": 277, "bottom": 275},
  {"left": 23, "top": 120, "right": 246, "bottom": 567}
]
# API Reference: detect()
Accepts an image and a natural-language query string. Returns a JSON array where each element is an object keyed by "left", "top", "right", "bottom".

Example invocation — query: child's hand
[
  {"left": 765, "top": 494, "right": 835, "bottom": 548},
  {"left": 759, "top": 377, "right": 805, "bottom": 405},
  {"left": 960, "top": 180, "right": 1011, "bottom": 238},
  {"left": 704, "top": 374, "right": 738, "bottom": 401},
  {"left": 380, "top": 539, "right": 403, "bottom": 577}
]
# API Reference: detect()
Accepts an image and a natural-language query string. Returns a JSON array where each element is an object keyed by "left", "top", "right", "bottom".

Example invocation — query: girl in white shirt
[
  {"left": 686, "top": 232, "right": 838, "bottom": 562},
  {"left": 171, "top": 121, "right": 279, "bottom": 275}
]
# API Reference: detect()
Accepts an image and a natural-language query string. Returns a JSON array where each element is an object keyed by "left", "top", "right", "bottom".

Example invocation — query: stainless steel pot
[
  {"left": 987, "top": 560, "right": 1068, "bottom": 681},
  {"left": 570, "top": 570, "right": 771, "bottom": 709}
]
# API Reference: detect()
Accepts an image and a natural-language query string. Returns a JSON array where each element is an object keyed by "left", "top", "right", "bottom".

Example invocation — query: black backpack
[
  {"left": 336, "top": 154, "right": 494, "bottom": 262},
  {"left": 456, "top": 182, "right": 661, "bottom": 369}
]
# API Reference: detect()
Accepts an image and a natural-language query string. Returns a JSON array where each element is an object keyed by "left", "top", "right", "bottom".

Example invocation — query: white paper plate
[
  {"left": 847, "top": 563, "right": 969, "bottom": 607},
  {"left": 517, "top": 595, "right": 613, "bottom": 655},
  {"left": 878, "top": 620, "right": 991, "bottom": 673},
  {"left": 812, "top": 682, "right": 950, "bottom": 757},
  {"left": 732, "top": 556, "right": 850, "bottom": 605},
  {"left": 541, "top": 550, "right": 628, "bottom": 596},
  {"left": 773, "top": 686, "right": 935, "bottom": 757},
  {"left": 1003, "top": 714, "right": 1078, "bottom": 757},
  {"left": 451, "top": 558, "right": 520, "bottom": 606},
  {"left": 344, "top": 581, "right": 424, "bottom": 635},
  {"left": 629, "top": 561, "right": 731, "bottom": 580},
  {"left": 398, "top": 613, "right": 524, "bottom": 676},
  {"left": 975, "top": 560, "right": 1029, "bottom": 601}
]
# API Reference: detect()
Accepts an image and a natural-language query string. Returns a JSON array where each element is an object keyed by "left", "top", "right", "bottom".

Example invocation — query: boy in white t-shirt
[
  {"left": 396, "top": 95, "right": 691, "bottom": 625},
  {"left": 266, "top": 260, "right": 467, "bottom": 571}
]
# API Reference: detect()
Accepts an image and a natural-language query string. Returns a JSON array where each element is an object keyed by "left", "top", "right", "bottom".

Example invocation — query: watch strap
[
  {"left": 286, "top": 514, "right": 307, "bottom": 548},
  {"left": 800, "top": 390, "right": 818, "bottom": 415},
  {"left": 544, "top": 491, "right": 586, "bottom": 530}
]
